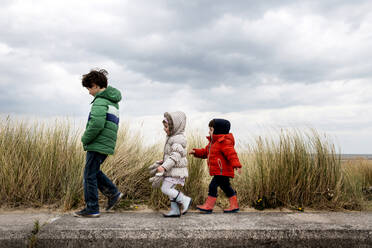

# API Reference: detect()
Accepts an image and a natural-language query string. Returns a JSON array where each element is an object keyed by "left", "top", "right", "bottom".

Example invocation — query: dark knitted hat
[{"left": 210, "top": 119, "right": 231, "bottom": 135}]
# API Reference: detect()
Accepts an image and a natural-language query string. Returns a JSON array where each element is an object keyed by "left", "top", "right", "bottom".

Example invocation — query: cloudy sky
[{"left": 1, "top": 0, "right": 372, "bottom": 153}]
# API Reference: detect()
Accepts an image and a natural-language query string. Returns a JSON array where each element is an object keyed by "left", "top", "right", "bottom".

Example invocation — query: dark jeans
[
  {"left": 208, "top": 176, "right": 236, "bottom": 198},
  {"left": 84, "top": 151, "right": 119, "bottom": 212}
]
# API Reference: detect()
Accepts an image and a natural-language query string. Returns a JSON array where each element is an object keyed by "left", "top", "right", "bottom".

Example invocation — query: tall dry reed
[
  {"left": 0, "top": 117, "right": 84, "bottom": 209},
  {"left": 1, "top": 117, "right": 371, "bottom": 211},
  {"left": 234, "top": 129, "right": 347, "bottom": 210}
]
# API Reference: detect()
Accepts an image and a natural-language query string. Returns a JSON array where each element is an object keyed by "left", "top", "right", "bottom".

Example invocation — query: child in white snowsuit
[{"left": 149, "top": 111, "right": 192, "bottom": 217}]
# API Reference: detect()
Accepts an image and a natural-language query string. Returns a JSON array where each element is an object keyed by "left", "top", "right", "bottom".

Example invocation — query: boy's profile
[{"left": 74, "top": 69, "right": 123, "bottom": 218}]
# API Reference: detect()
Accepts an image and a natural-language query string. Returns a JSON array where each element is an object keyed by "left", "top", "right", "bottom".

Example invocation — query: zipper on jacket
[
  {"left": 207, "top": 136, "right": 212, "bottom": 170},
  {"left": 218, "top": 159, "right": 223, "bottom": 175}
]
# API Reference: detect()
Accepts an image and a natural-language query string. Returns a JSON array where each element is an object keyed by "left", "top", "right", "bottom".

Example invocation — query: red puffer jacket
[{"left": 192, "top": 133, "right": 242, "bottom": 178}]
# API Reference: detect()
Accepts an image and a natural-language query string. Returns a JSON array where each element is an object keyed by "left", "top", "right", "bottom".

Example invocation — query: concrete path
[{"left": 1, "top": 211, "right": 372, "bottom": 247}]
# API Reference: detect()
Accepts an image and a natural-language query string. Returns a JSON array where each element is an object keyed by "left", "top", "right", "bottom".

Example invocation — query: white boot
[
  {"left": 163, "top": 200, "right": 181, "bottom": 218},
  {"left": 176, "top": 192, "right": 192, "bottom": 215}
]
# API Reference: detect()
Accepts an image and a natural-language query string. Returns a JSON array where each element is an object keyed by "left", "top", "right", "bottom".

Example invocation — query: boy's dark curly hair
[{"left": 82, "top": 69, "right": 108, "bottom": 88}]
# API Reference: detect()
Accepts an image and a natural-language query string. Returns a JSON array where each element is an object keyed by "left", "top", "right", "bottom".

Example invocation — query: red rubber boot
[
  {"left": 223, "top": 195, "right": 239, "bottom": 213},
  {"left": 196, "top": 196, "right": 217, "bottom": 213}
]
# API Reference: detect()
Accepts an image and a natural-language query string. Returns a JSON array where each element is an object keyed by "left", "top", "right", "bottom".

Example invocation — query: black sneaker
[
  {"left": 73, "top": 208, "right": 100, "bottom": 218},
  {"left": 106, "top": 192, "right": 123, "bottom": 211}
]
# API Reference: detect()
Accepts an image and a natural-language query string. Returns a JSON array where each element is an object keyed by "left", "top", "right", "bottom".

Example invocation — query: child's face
[
  {"left": 209, "top": 127, "right": 214, "bottom": 136},
  {"left": 86, "top": 83, "right": 102, "bottom": 96},
  {"left": 163, "top": 122, "right": 171, "bottom": 136}
]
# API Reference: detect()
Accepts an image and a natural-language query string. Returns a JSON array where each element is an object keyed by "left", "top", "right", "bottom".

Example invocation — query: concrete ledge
[
  {"left": 0, "top": 213, "right": 57, "bottom": 248},
  {"left": 2, "top": 212, "right": 372, "bottom": 247}
]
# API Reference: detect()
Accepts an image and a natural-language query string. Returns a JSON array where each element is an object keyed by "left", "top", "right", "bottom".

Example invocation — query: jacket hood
[
  {"left": 95, "top": 86, "right": 122, "bottom": 103},
  {"left": 164, "top": 111, "right": 186, "bottom": 136},
  {"left": 212, "top": 119, "right": 231, "bottom": 135},
  {"left": 207, "top": 133, "right": 235, "bottom": 144}
]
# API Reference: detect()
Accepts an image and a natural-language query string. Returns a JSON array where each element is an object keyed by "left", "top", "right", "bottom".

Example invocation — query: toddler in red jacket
[{"left": 189, "top": 119, "right": 242, "bottom": 213}]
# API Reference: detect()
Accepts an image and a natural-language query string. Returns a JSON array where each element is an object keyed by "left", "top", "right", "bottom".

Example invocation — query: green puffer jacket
[{"left": 81, "top": 86, "right": 122, "bottom": 155}]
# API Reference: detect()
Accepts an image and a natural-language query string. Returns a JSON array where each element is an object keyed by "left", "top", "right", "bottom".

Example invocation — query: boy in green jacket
[{"left": 74, "top": 69, "right": 123, "bottom": 218}]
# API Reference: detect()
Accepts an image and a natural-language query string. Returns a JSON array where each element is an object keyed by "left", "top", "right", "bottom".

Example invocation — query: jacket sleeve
[
  {"left": 221, "top": 141, "right": 242, "bottom": 168},
  {"left": 162, "top": 143, "right": 185, "bottom": 171},
  {"left": 192, "top": 144, "right": 209, "bottom": 159},
  {"left": 81, "top": 100, "right": 107, "bottom": 145}
]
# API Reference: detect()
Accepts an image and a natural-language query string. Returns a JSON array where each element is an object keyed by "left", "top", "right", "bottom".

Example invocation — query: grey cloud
[
  {"left": 2, "top": 0, "right": 372, "bottom": 89},
  {"left": 165, "top": 0, "right": 297, "bottom": 27},
  {"left": 1, "top": 0, "right": 372, "bottom": 118},
  {"left": 0, "top": 84, "right": 87, "bottom": 117}
]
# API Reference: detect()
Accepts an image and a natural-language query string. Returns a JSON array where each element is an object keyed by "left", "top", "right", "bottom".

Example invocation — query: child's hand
[
  {"left": 156, "top": 160, "right": 164, "bottom": 164},
  {"left": 235, "top": 167, "right": 242, "bottom": 175},
  {"left": 189, "top": 150, "right": 195, "bottom": 155},
  {"left": 157, "top": 166, "right": 165, "bottom": 172}
]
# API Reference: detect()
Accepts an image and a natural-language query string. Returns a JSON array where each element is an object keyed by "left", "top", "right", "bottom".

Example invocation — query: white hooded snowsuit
[{"left": 160, "top": 111, "right": 188, "bottom": 199}]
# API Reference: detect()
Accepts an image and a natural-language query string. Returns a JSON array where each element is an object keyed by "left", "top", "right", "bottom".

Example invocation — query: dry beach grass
[{"left": 1, "top": 116, "right": 372, "bottom": 211}]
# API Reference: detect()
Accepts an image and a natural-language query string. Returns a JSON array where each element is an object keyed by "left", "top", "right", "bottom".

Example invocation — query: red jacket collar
[{"left": 206, "top": 133, "right": 234, "bottom": 143}]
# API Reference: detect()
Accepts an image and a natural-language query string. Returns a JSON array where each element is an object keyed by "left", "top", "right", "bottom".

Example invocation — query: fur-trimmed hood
[
  {"left": 160, "top": 111, "right": 188, "bottom": 179},
  {"left": 164, "top": 111, "right": 186, "bottom": 136}
]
